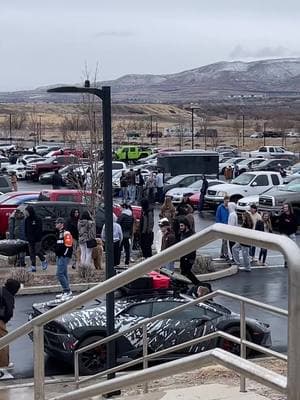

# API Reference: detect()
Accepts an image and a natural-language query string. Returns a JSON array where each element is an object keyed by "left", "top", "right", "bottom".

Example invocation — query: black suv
[
  {"left": 252, "top": 158, "right": 292, "bottom": 172},
  {"left": 18, "top": 201, "right": 105, "bottom": 251}
]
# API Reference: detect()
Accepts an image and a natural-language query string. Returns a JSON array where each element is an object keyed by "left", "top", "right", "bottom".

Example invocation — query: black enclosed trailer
[{"left": 157, "top": 150, "right": 219, "bottom": 178}]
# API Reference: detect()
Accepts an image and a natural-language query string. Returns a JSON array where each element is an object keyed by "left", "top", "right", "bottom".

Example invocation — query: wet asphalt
[{"left": 6, "top": 182, "right": 292, "bottom": 378}]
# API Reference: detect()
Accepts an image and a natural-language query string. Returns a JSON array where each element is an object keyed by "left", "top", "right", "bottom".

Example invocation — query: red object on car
[
  {"left": 189, "top": 192, "right": 200, "bottom": 208},
  {"left": 148, "top": 271, "right": 171, "bottom": 289}
]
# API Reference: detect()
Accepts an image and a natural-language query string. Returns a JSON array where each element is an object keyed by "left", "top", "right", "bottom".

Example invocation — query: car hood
[
  {"left": 261, "top": 188, "right": 299, "bottom": 198},
  {"left": 208, "top": 183, "right": 239, "bottom": 193},
  {"left": 237, "top": 195, "right": 259, "bottom": 204},
  {"left": 166, "top": 187, "right": 198, "bottom": 196}
]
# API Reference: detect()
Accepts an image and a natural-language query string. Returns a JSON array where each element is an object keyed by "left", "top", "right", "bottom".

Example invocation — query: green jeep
[{"left": 115, "top": 146, "right": 152, "bottom": 162}]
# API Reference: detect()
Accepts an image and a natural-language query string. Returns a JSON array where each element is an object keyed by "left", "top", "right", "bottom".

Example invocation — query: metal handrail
[
  {"left": 50, "top": 349, "right": 287, "bottom": 400},
  {"left": 74, "top": 288, "right": 288, "bottom": 386},
  {"left": 0, "top": 223, "right": 298, "bottom": 400}
]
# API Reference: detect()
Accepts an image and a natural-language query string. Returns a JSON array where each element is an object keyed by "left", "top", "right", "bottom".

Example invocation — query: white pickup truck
[
  {"left": 250, "top": 146, "right": 295, "bottom": 159},
  {"left": 205, "top": 171, "right": 283, "bottom": 207}
]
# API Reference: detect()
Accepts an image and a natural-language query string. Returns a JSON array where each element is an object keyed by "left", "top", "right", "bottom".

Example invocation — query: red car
[
  {"left": 38, "top": 190, "right": 142, "bottom": 220},
  {"left": 0, "top": 192, "right": 40, "bottom": 237}
]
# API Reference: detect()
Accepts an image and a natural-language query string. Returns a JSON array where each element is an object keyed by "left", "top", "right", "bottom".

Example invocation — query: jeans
[
  {"left": 232, "top": 243, "right": 251, "bottom": 270},
  {"left": 198, "top": 193, "right": 205, "bottom": 212},
  {"left": 250, "top": 246, "right": 256, "bottom": 258},
  {"left": 80, "top": 244, "right": 93, "bottom": 267},
  {"left": 163, "top": 261, "right": 175, "bottom": 272},
  {"left": 28, "top": 242, "right": 45, "bottom": 267},
  {"left": 121, "top": 238, "right": 131, "bottom": 265},
  {"left": 136, "top": 186, "right": 144, "bottom": 203},
  {"left": 157, "top": 187, "right": 164, "bottom": 203},
  {"left": 259, "top": 248, "right": 267, "bottom": 263},
  {"left": 121, "top": 187, "right": 128, "bottom": 201},
  {"left": 56, "top": 256, "right": 70, "bottom": 292},
  {"left": 128, "top": 185, "right": 136, "bottom": 203},
  {"left": 180, "top": 257, "right": 200, "bottom": 285},
  {"left": 220, "top": 239, "right": 228, "bottom": 258}
]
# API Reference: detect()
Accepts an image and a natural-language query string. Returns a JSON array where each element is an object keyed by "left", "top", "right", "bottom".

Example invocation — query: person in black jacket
[
  {"left": 25, "top": 205, "right": 48, "bottom": 272},
  {"left": 278, "top": 203, "right": 298, "bottom": 267},
  {"left": 0, "top": 279, "right": 20, "bottom": 368},
  {"left": 52, "top": 169, "right": 63, "bottom": 189},
  {"left": 66, "top": 209, "right": 80, "bottom": 269},
  {"left": 117, "top": 204, "right": 134, "bottom": 266},
  {"left": 55, "top": 217, "right": 73, "bottom": 299},
  {"left": 179, "top": 218, "right": 200, "bottom": 285},
  {"left": 198, "top": 175, "right": 208, "bottom": 213}
]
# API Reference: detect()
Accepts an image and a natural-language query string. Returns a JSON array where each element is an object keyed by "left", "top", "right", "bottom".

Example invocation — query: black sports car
[{"left": 29, "top": 295, "right": 271, "bottom": 375}]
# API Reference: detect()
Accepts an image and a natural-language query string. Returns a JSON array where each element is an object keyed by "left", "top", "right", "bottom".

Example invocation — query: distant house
[{"left": 196, "top": 129, "right": 218, "bottom": 138}]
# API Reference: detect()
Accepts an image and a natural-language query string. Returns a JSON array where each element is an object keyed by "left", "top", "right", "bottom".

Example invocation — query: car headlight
[{"left": 217, "top": 191, "right": 227, "bottom": 197}]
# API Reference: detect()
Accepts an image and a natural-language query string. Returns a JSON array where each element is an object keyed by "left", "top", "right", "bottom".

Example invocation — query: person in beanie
[
  {"left": 55, "top": 217, "right": 73, "bottom": 299},
  {"left": 159, "top": 219, "right": 176, "bottom": 271},
  {"left": 66, "top": 209, "right": 80, "bottom": 270},
  {"left": 25, "top": 205, "right": 48, "bottom": 272},
  {"left": 0, "top": 279, "right": 20, "bottom": 369},
  {"left": 139, "top": 198, "right": 154, "bottom": 258},
  {"left": 216, "top": 195, "right": 230, "bottom": 259}
]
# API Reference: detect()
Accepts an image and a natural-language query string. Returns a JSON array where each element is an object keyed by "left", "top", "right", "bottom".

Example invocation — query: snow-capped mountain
[{"left": 1, "top": 58, "right": 300, "bottom": 103}]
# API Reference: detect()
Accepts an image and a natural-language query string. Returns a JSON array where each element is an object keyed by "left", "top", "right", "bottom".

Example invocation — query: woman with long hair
[
  {"left": 232, "top": 212, "right": 253, "bottom": 272},
  {"left": 159, "top": 195, "right": 176, "bottom": 224},
  {"left": 78, "top": 211, "right": 96, "bottom": 268}
]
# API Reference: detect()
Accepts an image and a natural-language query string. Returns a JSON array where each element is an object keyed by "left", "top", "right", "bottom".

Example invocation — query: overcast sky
[{"left": 0, "top": 0, "right": 299, "bottom": 91}]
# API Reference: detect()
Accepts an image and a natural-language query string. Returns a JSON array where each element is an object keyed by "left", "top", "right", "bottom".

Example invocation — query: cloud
[
  {"left": 229, "top": 44, "right": 299, "bottom": 59},
  {"left": 94, "top": 30, "right": 135, "bottom": 38}
]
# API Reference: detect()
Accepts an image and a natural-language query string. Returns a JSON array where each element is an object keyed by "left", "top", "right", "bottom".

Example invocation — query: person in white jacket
[{"left": 228, "top": 202, "right": 238, "bottom": 261}]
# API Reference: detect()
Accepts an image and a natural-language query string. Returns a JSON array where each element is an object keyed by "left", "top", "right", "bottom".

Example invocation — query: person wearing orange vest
[{"left": 54, "top": 217, "right": 73, "bottom": 300}]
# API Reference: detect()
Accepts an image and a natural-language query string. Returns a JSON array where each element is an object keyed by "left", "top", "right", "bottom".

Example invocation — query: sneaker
[
  {"left": 61, "top": 291, "right": 73, "bottom": 300},
  {"left": 56, "top": 293, "right": 64, "bottom": 299},
  {"left": 41, "top": 260, "right": 48, "bottom": 271}
]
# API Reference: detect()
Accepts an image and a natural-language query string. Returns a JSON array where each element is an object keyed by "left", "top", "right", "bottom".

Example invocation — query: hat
[
  {"left": 250, "top": 203, "right": 257, "bottom": 210},
  {"left": 159, "top": 217, "right": 170, "bottom": 227},
  {"left": 55, "top": 217, "right": 65, "bottom": 224}
]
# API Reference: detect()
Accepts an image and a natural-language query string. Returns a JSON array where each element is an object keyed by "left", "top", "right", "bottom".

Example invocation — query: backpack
[{"left": 64, "top": 231, "right": 73, "bottom": 247}]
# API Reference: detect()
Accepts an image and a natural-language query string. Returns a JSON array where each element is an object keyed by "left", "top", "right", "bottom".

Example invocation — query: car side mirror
[
  {"left": 52, "top": 160, "right": 58, "bottom": 164},
  {"left": 251, "top": 181, "right": 257, "bottom": 186}
]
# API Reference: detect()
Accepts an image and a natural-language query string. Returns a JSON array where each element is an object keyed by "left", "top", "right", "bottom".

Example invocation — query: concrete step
[{"left": 121, "top": 384, "right": 268, "bottom": 400}]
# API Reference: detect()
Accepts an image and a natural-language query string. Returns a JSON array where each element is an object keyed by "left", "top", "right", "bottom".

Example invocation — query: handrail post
[
  {"left": 142, "top": 323, "right": 149, "bottom": 393},
  {"left": 33, "top": 325, "right": 45, "bottom": 400},
  {"left": 239, "top": 301, "right": 246, "bottom": 393},
  {"left": 74, "top": 351, "right": 80, "bottom": 389}
]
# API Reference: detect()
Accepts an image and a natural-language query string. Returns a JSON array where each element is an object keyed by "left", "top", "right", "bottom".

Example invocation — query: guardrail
[
  {"left": 0, "top": 223, "right": 298, "bottom": 400},
  {"left": 74, "top": 289, "right": 288, "bottom": 394}
]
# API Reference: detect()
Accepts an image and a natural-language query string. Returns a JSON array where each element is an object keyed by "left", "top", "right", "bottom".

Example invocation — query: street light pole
[
  {"left": 191, "top": 108, "right": 194, "bottom": 150},
  {"left": 48, "top": 84, "right": 117, "bottom": 394}
]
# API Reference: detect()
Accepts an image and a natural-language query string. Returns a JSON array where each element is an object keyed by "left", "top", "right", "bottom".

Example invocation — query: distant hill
[{"left": 1, "top": 58, "right": 300, "bottom": 103}]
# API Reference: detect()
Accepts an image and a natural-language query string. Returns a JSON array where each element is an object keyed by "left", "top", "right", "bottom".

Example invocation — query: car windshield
[
  {"left": 166, "top": 175, "right": 185, "bottom": 184},
  {"left": 0, "top": 193, "right": 13, "bottom": 203},
  {"left": 238, "top": 159, "right": 250, "bottom": 165},
  {"left": 231, "top": 173, "right": 254, "bottom": 185},
  {"left": 285, "top": 182, "right": 300, "bottom": 192},
  {"left": 255, "top": 160, "right": 270, "bottom": 168},
  {"left": 188, "top": 179, "right": 203, "bottom": 189}
]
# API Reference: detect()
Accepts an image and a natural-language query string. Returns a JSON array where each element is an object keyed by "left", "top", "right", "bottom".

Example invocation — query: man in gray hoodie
[
  {"left": 101, "top": 214, "right": 123, "bottom": 267},
  {"left": 228, "top": 202, "right": 238, "bottom": 260},
  {"left": 117, "top": 204, "right": 134, "bottom": 266}
]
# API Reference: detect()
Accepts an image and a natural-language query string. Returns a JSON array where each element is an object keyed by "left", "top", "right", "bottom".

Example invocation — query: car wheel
[
  {"left": 219, "top": 326, "right": 252, "bottom": 357},
  {"left": 230, "top": 195, "right": 242, "bottom": 203},
  {"left": 78, "top": 335, "right": 106, "bottom": 375},
  {"left": 41, "top": 234, "right": 56, "bottom": 252}
]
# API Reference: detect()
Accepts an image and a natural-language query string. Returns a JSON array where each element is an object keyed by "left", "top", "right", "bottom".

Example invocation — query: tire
[
  {"left": 219, "top": 326, "right": 252, "bottom": 357},
  {"left": 78, "top": 335, "right": 106, "bottom": 375},
  {"left": 230, "top": 195, "right": 242, "bottom": 203},
  {"left": 41, "top": 234, "right": 56, "bottom": 252}
]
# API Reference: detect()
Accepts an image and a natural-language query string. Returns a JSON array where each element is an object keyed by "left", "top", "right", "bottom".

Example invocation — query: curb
[
  {"left": 196, "top": 265, "right": 238, "bottom": 281},
  {"left": 18, "top": 266, "right": 238, "bottom": 295}
]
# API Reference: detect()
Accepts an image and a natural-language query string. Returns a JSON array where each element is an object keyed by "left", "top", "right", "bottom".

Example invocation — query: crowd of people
[
  {"left": 216, "top": 195, "right": 298, "bottom": 271},
  {"left": 119, "top": 169, "right": 164, "bottom": 204}
]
